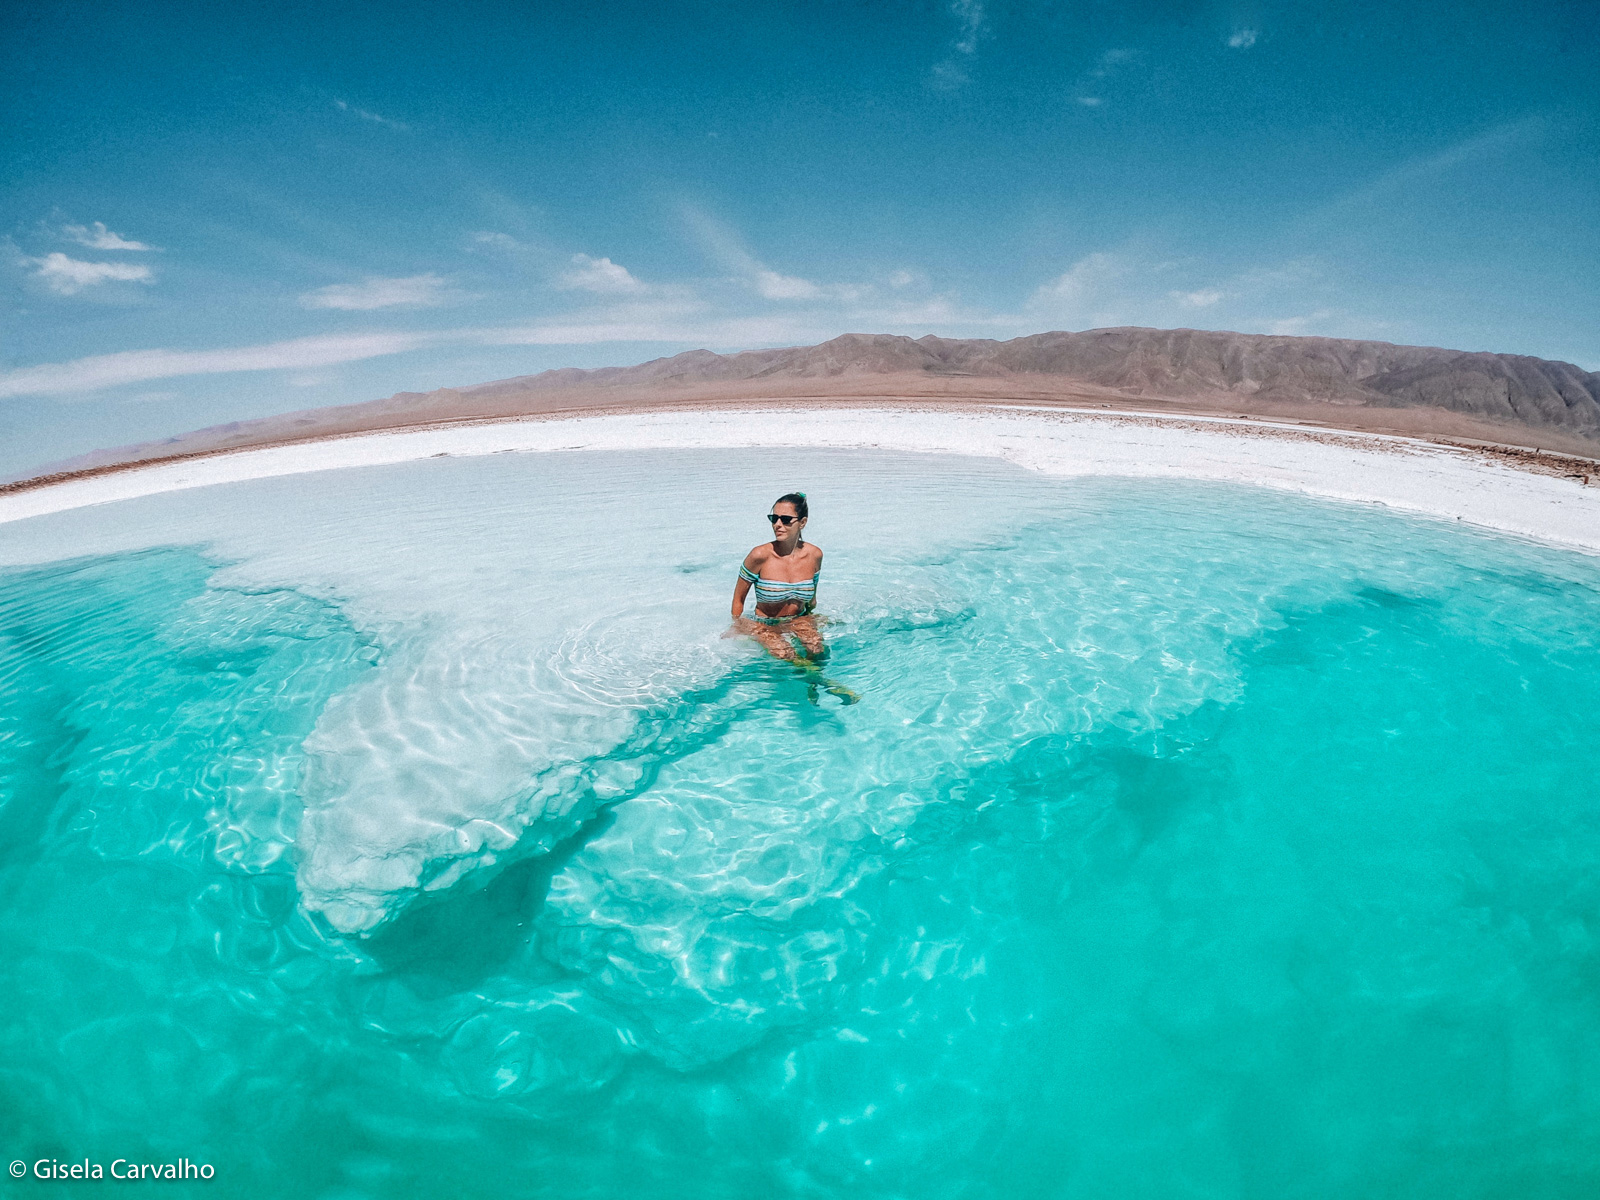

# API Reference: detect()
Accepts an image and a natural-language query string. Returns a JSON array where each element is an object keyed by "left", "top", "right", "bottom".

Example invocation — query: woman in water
[{"left": 731, "top": 492, "right": 857, "bottom": 702}]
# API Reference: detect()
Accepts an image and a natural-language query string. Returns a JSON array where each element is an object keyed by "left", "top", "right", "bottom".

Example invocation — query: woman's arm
[{"left": 732, "top": 549, "right": 764, "bottom": 617}]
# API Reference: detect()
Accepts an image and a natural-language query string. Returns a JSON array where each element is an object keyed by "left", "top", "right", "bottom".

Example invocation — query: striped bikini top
[{"left": 739, "top": 562, "right": 819, "bottom": 611}]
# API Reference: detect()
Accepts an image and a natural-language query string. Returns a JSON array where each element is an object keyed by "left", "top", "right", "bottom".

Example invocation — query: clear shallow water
[{"left": 2, "top": 449, "right": 1600, "bottom": 1198}]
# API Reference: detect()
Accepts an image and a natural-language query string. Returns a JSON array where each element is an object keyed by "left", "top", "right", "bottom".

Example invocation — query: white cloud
[
  {"left": 1067, "top": 48, "right": 1136, "bottom": 108},
  {"left": 1300, "top": 117, "right": 1544, "bottom": 232},
  {"left": 929, "top": 0, "right": 990, "bottom": 88},
  {"left": 0, "top": 311, "right": 820, "bottom": 401},
  {"left": 1090, "top": 48, "right": 1136, "bottom": 77},
  {"left": 678, "top": 203, "right": 765, "bottom": 276},
  {"left": 63, "top": 221, "right": 152, "bottom": 251},
  {"left": 948, "top": 0, "right": 987, "bottom": 55},
  {"left": 1233, "top": 259, "right": 1322, "bottom": 291},
  {"left": 0, "top": 282, "right": 1014, "bottom": 400},
  {"left": 481, "top": 292, "right": 996, "bottom": 350},
  {"left": 1264, "top": 311, "right": 1335, "bottom": 336},
  {"left": 1027, "top": 252, "right": 1142, "bottom": 328},
  {"left": 300, "top": 274, "right": 450, "bottom": 311},
  {"left": 0, "top": 332, "right": 433, "bottom": 398},
  {"left": 334, "top": 99, "right": 409, "bottom": 132},
  {"left": 559, "top": 254, "right": 646, "bottom": 294},
  {"left": 472, "top": 232, "right": 524, "bottom": 253},
  {"left": 0, "top": 246, "right": 1359, "bottom": 403},
  {"left": 677, "top": 203, "right": 840, "bottom": 302},
  {"left": 1033, "top": 252, "right": 1127, "bottom": 306},
  {"left": 1227, "top": 29, "right": 1258, "bottom": 49},
  {"left": 30, "top": 253, "right": 154, "bottom": 295},
  {"left": 1026, "top": 252, "right": 1321, "bottom": 329},
  {"left": 482, "top": 313, "right": 806, "bottom": 349},
  {"left": 755, "top": 270, "right": 824, "bottom": 301},
  {"left": 468, "top": 230, "right": 554, "bottom": 270}
]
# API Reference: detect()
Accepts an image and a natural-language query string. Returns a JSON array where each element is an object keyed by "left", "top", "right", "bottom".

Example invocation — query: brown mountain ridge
[
  {"left": 487, "top": 328, "right": 1599, "bottom": 424},
  {"left": 13, "top": 327, "right": 1600, "bottom": 487}
]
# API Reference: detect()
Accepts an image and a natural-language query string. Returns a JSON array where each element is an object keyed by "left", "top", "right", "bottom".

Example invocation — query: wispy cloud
[
  {"left": 1303, "top": 116, "right": 1546, "bottom": 230},
  {"left": 0, "top": 281, "right": 1002, "bottom": 399},
  {"left": 930, "top": 0, "right": 990, "bottom": 89},
  {"left": 29, "top": 252, "right": 154, "bottom": 295},
  {"left": 1090, "top": 48, "right": 1137, "bottom": 77},
  {"left": 677, "top": 203, "right": 842, "bottom": 301},
  {"left": 468, "top": 230, "right": 555, "bottom": 271},
  {"left": 1264, "top": 311, "right": 1336, "bottom": 336},
  {"left": 1359, "top": 117, "right": 1542, "bottom": 197},
  {"left": 481, "top": 310, "right": 815, "bottom": 349},
  {"left": 333, "top": 99, "right": 409, "bottom": 132},
  {"left": 1227, "top": 29, "right": 1258, "bottom": 49},
  {"left": 62, "top": 221, "right": 153, "bottom": 251},
  {"left": 472, "top": 231, "right": 524, "bottom": 254},
  {"left": 1020, "top": 248, "right": 1344, "bottom": 336},
  {"left": 299, "top": 274, "right": 451, "bottom": 310},
  {"left": 476, "top": 293, "right": 993, "bottom": 351},
  {"left": 1075, "top": 47, "right": 1137, "bottom": 107},
  {"left": 476, "top": 235, "right": 659, "bottom": 298},
  {"left": 0, "top": 237, "right": 1361, "bottom": 402},
  {"left": 1171, "top": 288, "right": 1224, "bottom": 308},
  {"left": 948, "top": 0, "right": 987, "bottom": 55},
  {"left": 0, "top": 310, "right": 812, "bottom": 399},
  {"left": 1029, "top": 252, "right": 1132, "bottom": 324},
  {"left": 0, "top": 332, "right": 433, "bottom": 399},
  {"left": 754, "top": 270, "right": 824, "bottom": 301},
  {"left": 559, "top": 253, "right": 646, "bottom": 295},
  {"left": 1231, "top": 259, "right": 1322, "bottom": 292}
]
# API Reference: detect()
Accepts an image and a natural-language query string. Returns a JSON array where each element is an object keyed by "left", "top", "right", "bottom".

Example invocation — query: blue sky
[{"left": 3, "top": 0, "right": 1597, "bottom": 474}]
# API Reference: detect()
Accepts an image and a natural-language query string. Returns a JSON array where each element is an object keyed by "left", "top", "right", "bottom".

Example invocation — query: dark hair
[{"left": 773, "top": 491, "right": 808, "bottom": 519}]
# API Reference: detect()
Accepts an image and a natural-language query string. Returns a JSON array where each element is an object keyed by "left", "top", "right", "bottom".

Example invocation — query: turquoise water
[{"left": 2, "top": 451, "right": 1600, "bottom": 1197}]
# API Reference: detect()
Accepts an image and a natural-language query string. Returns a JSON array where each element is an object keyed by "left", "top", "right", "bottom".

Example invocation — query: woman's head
[
  {"left": 767, "top": 491, "right": 808, "bottom": 537},
  {"left": 773, "top": 491, "right": 808, "bottom": 519}
]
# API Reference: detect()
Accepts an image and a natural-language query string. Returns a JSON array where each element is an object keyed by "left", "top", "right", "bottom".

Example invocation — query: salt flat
[{"left": 2, "top": 403, "right": 1597, "bottom": 553}]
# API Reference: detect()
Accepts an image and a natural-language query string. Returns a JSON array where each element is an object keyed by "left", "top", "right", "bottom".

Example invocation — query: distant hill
[
  {"left": 465, "top": 329, "right": 1600, "bottom": 435},
  {"left": 12, "top": 328, "right": 1600, "bottom": 485}
]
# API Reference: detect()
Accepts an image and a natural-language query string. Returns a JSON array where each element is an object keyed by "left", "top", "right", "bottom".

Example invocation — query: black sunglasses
[{"left": 767, "top": 513, "right": 799, "bottom": 525}]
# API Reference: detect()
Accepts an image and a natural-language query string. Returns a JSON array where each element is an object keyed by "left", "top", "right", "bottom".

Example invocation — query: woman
[
  {"left": 730, "top": 492, "right": 857, "bottom": 703},
  {"left": 731, "top": 492, "right": 825, "bottom": 659}
]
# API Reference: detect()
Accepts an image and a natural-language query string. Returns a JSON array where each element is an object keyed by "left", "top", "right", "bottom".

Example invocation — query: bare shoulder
[
  {"left": 805, "top": 543, "right": 824, "bottom": 567},
  {"left": 743, "top": 544, "right": 772, "bottom": 568}
]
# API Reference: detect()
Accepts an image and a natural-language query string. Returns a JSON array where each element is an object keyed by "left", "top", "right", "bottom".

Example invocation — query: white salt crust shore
[{"left": 2, "top": 405, "right": 1597, "bottom": 553}]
